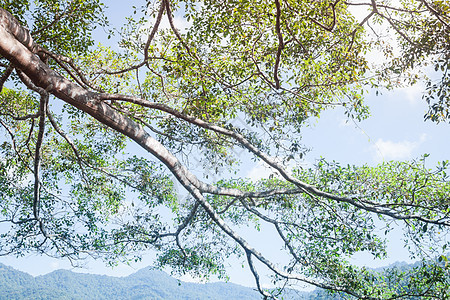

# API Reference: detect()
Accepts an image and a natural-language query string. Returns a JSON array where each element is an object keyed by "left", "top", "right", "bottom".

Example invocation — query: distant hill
[
  {"left": 0, "top": 259, "right": 434, "bottom": 299},
  {"left": 0, "top": 263, "right": 315, "bottom": 299}
]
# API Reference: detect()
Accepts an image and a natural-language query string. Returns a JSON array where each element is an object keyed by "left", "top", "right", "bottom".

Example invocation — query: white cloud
[
  {"left": 372, "top": 134, "right": 426, "bottom": 161},
  {"left": 141, "top": 4, "right": 192, "bottom": 34},
  {"left": 246, "top": 162, "right": 280, "bottom": 181},
  {"left": 50, "top": 261, "right": 60, "bottom": 271},
  {"left": 374, "top": 139, "right": 415, "bottom": 160},
  {"left": 396, "top": 82, "right": 425, "bottom": 105},
  {"left": 245, "top": 159, "right": 312, "bottom": 182},
  {"left": 158, "top": 15, "right": 191, "bottom": 34}
]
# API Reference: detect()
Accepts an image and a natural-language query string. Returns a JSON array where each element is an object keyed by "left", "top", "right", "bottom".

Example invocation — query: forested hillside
[
  {"left": 0, "top": 261, "right": 440, "bottom": 299},
  {"left": 0, "top": 263, "right": 279, "bottom": 299}
]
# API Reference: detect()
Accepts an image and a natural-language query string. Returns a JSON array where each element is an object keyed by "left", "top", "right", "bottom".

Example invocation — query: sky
[
  {"left": 1, "top": 0, "right": 449, "bottom": 291},
  {"left": 303, "top": 86, "right": 449, "bottom": 167}
]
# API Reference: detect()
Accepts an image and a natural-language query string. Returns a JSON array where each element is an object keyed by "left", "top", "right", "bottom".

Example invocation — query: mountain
[
  {"left": 0, "top": 263, "right": 310, "bottom": 299},
  {"left": 0, "top": 258, "right": 437, "bottom": 299}
]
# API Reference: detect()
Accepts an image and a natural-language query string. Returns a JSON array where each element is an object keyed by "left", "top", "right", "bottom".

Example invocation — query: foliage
[{"left": 0, "top": 0, "right": 449, "bottom": 299}]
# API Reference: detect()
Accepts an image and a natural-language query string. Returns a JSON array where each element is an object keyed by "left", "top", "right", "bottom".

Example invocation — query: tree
[{"left": 0, "top": 0, "right": 449, "bottom": 298}]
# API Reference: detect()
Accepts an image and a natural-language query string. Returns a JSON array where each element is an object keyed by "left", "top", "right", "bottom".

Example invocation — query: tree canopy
[{"left": 0, "top": 0, "right": 449, "bottom": 298}]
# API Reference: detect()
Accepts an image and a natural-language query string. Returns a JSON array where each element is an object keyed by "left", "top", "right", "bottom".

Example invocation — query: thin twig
[
  {"left": 33, "top": 90, "right": 48, "bottom": 237},
  {"left": 0, "top": 63, "right": 13, "bottom": 92},
  {"left": 46, "top": 109, "right": 88, "bottom": 182},
  {"left": 144, "top": 1, "right": 165, "bottom": 62},
  {"left": 274, "top": 0, "right": 284, "bottom": 89},
  {"left": 40, "top": 48, "right": 104, "bottom": 92},
  {"left": 245, "top": 249, "right": 274, "bottom": 299}
]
